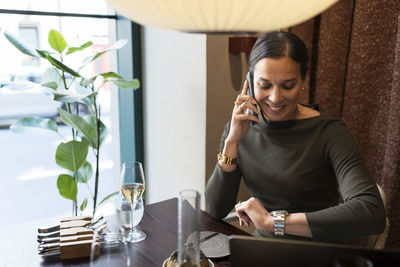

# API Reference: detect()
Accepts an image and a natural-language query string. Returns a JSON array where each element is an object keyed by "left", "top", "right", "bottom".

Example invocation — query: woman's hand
[
  {"left": 226, "top": 80, "right": 261, "bottom": 144},
  {"left": 218, "top": 80, "right": 261, "bottom": 172},
  {"left": 235, "top": 197, "right": 272, "bottom": 231}
]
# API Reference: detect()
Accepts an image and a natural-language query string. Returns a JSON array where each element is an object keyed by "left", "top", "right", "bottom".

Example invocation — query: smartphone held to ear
[{"left": 246, "top": 72, "right": 258, "bottom": 125}]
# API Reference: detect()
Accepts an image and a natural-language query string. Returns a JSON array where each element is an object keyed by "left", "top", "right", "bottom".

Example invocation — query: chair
[{"left": 367, "top": 184, "right": 390, "bottom": 249}]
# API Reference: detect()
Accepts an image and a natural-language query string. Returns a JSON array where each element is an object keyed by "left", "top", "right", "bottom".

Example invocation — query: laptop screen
[{"left": 229, "top": 235, "right": 400, "bottom": 267}]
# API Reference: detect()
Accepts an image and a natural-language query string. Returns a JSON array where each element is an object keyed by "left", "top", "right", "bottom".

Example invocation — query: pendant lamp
[{"left": 106, "top": 0, "right": 338, "bottom": 33}]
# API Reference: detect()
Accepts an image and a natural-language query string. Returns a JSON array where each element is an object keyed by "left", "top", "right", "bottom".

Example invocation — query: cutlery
[
  {"left": 38, "top": 216, "right": 102, "bottom": 233},
  {"left": 39, "top": 233, "right": 95, "bottom": 245},
  {"left": 38, "top": 239, "right": 101, "bottom": 259},
  {"left": 38, "top": 236, "right": 105, "bottom": 255},
  {"left": 37, "top": 218, "right": 106, "bottom": 242},
  {"left": 39, "top": 234, "right": 96, "bottom": 250},
  {"left": 186, "top": 232, "right": 219, "bottom": 247},
  {"left": 38, "top": 224, "right": 107, "bottom": 243}
]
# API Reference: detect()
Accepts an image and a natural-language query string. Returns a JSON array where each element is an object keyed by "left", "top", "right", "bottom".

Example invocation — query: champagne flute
[{"left": 120, "top": 161, "right": 146, "bottom": 243}]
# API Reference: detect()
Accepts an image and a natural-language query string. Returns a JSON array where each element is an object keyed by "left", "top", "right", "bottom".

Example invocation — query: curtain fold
[{"left": 291, "top": 0, "right": 400, "bottom": 248}]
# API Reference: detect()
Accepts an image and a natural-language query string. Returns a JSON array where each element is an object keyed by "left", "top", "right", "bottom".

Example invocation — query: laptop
[{"left": 229, "top": 235, "right": 400, "bottom": 267}]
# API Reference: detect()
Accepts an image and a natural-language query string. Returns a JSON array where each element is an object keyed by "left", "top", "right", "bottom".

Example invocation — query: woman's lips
[{"left": 265, "top": 103, "right": 286, "bottom": 114}]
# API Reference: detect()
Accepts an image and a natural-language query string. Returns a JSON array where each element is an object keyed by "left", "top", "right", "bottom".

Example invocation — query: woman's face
[{"left": 253, "top": 56, "right": 304, "bottom": 122}]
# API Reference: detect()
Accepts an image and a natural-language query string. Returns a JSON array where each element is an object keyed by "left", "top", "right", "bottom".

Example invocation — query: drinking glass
[
  {"left": 116, "top": 192, "right": 144, "bottom": 241},
  {"left": 178, "top": 189, "right": 201, "bottom": 266},
  {"left": 120, "top": 161, "right": 146, "bottom": 243}
]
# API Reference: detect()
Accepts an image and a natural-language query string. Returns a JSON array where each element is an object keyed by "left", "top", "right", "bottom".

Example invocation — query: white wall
[{"left": 143, "top": 27, "right": 207, "bottom": 206}]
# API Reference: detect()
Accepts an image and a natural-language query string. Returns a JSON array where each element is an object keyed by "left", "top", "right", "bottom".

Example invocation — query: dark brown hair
[{"left": 249, "top": 31, "right": 309, "bottom": 80}]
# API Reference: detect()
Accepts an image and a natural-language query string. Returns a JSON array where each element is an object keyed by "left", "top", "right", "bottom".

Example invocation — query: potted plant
[{"left": 2, "top": 29, "right": 139, "bottom": 216}]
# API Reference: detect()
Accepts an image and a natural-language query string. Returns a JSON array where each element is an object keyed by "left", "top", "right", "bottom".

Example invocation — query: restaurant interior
[{"left": 1, "top": 0, "right": 400, "bottom": 266}]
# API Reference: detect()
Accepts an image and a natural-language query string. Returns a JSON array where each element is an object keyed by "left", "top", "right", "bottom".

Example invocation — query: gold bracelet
[{"left": 217, "top": 152, "right": 237, "bottom": 165}]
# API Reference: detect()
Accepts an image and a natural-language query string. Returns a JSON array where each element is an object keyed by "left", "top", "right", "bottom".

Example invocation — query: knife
[{"left": 185, "top": 232, "right": 219, "bottom": 247}]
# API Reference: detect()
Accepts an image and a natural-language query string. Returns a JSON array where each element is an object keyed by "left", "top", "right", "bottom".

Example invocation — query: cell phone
[{"left": 246, "top": 72, "right": 258, "bottom": 125}]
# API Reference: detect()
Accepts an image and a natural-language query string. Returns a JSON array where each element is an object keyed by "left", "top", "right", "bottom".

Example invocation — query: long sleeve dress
[{"left": 205, "top": 105, "right": 385, "bottom": 241}]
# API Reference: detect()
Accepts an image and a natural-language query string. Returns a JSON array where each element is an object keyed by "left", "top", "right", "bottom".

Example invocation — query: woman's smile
[{"left": 253, "top": 57, "right": 303, "bottom": 122}]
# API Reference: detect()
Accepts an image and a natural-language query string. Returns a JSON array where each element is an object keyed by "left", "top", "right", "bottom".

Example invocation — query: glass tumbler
[{"left": 178, "top": 189, "right": 201, "bottom": 266}]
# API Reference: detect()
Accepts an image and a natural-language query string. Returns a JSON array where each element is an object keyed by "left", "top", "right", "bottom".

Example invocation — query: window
[
  {"left": 19, "top": 25, "right": 40, "bottom": 67},
  {"left": 0, "top": 1, "right": 141, "bottom": 235}
]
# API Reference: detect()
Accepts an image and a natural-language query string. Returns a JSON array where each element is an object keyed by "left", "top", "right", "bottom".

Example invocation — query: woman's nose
[{"left": 268, "top": 87, "right": 282, "bottom": 103}]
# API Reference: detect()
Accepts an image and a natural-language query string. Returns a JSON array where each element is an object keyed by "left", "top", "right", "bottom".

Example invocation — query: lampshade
[{"left": 106, "top": 0, "right": 338, "bottom": 33}]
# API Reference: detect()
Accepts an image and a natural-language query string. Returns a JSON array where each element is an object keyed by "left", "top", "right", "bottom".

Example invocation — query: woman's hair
[{"left": 249, "top": 31, "right": 309, "bottom": 80}]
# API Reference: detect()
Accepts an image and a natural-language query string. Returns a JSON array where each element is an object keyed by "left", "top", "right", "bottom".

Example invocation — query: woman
[{"left": 205, "top": 31, "right": 385, "bottom": 241}]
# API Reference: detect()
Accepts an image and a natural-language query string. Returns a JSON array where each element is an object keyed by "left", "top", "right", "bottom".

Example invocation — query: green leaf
[
  {"left": 66, "top": 41, "right": 93, "bottom": 55},
  {"left": 55, "top": 140, "right": 89, "bottom": 172},
  {"left": 1, "top": 81, "right": 39, "bottom": 91},
  {"left": 100, "top": 72, "right": 122, "bottom": 80},
  {"left": 83, "top": 116, "right": 108, "bottom": 147},
  {"left": 4, "top": 30, "right": 39, "bottom": 57},
  {"left": 48, "top": 29, "right": 67, "bottom": 53},
  {"left": 36, "top": 49, "right": 52, "bottom": 58},
  {"left": 53, "top": 89, "right": 94, "bottom": 104},
  {"left": 80, "top": 198, "right": 88, "bottom": 211},
  {"left": 99, "top": 120, "right": 108, "bottom": 146},
  {"left": 98, "top": 191, "right": 119, "bottom": 207},
  {"left": 83, "top": 51, "right": 106, "bottom": 65},
  {"left": 46, "top": 55, "right": 81, "bottom": 77},
  {"left": 41, "top": 68, "right": 65, "bottom": 90},
  {"left": 110, "top": 79, "right": 140, "bottom": 89},
  {"left": 57, "top": 174, "right": 77, "bottom": 201},
  {"left": 41, "top": 82, "right": 58, "bottom": 90},
  {"left": 80, "top": 76, "right": 97, "bottom": 87},
  {"left": 109, "top": 39, "right": 128, "bottom": 50},
  {"left": 83, "top": 39, "right": 128, "bottom": 65},
  {"left": 58, "top": 108, "right": 97, "bottom": 147},
  {"left": 78, "top": 161, "right": 93, "bottom": 183},
  {"left": 10, "top": 117, "right": 58, "bottom": 134}
]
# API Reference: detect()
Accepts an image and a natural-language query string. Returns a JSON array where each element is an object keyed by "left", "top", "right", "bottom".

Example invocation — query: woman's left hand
[{"left": 235, "top": 197, "right": 272, "bottom": 231}]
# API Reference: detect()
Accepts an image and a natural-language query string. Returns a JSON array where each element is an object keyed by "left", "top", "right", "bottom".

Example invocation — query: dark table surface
[{"left": 1, "top": 198, "right": 249, "bottom": 267}]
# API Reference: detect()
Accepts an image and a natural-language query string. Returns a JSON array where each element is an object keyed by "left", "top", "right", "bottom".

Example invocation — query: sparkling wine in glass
[{"left": 120, "top": 161, "right": 146, "bottom": 242}]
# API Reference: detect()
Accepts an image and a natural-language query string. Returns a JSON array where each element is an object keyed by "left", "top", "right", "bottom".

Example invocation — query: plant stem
[
  {"left": 61, "top": 69, "right": 78, "bottom": 216},
  {"left": 92, "top": 95, "right": 100, "bottom": 217}
]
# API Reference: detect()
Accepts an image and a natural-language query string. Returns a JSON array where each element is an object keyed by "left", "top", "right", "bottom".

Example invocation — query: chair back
[{"left": 367, "top": 184, "right": 390, "bottom": 249}]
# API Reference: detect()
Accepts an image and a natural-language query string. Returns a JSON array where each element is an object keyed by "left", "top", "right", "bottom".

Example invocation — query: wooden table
[
  {"left": 2, "top": 198, "right": 249, "bottom": 267},
  {"left": 122, "top": 198, "right": 249, "bottom": 267}
]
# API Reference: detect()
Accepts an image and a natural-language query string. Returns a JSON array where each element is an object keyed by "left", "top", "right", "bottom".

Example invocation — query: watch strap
[{"left": 271, "top": 210, "right": 288, "bottom": 236}]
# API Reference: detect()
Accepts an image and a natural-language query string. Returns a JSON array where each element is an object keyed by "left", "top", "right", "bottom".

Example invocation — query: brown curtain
[{"left": 290, "top": 0, "right": 400, "bottom": 249}]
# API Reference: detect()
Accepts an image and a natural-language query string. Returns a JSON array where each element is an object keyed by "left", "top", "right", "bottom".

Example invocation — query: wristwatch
[{"left": 270, "top": 210, "right": 289, "bottom": 236}]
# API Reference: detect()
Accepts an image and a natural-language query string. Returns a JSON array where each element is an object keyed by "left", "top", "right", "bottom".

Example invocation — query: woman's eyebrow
[
  {"left": 258, "top": 77, "right": 297, "bottom": 83},
  {"left": 283, "top": 78, "right": 297, "bottom": 83}
]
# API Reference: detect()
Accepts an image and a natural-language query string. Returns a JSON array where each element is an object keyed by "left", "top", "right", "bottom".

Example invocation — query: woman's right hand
[
  {"left": 226, "top": 80, "right": 261, "bottom": 144},
  {"left": 218, "top": 80, "right": 260, "bottom": 171}
]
